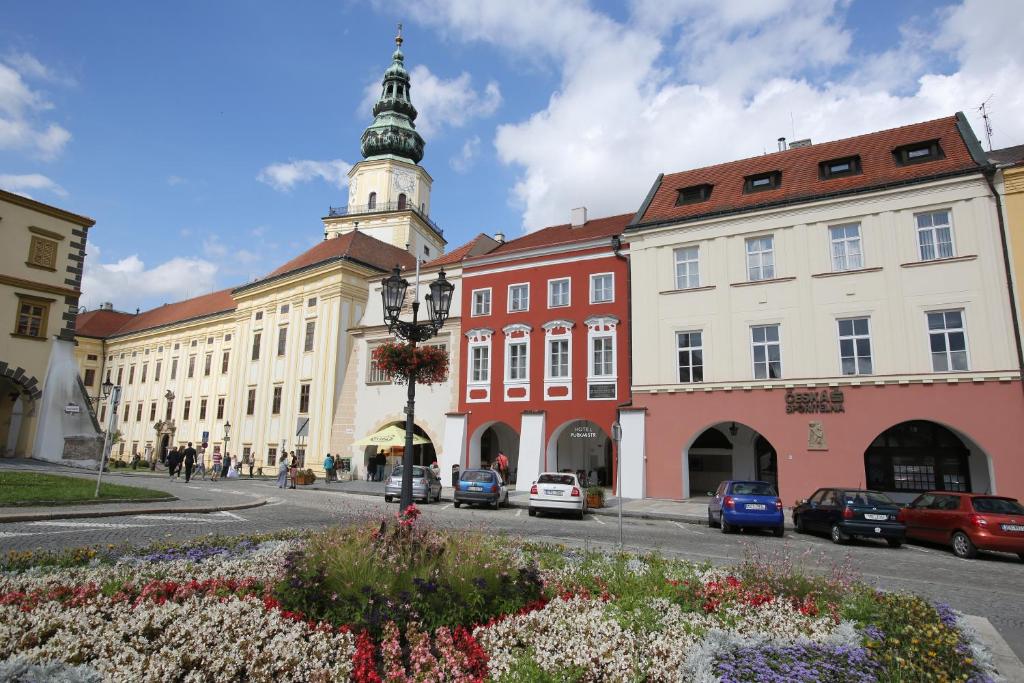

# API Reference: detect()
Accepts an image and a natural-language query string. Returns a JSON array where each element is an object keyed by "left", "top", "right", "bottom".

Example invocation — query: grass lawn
[{"left": 0, "top": 472, "right": 175, "bottom": 506}]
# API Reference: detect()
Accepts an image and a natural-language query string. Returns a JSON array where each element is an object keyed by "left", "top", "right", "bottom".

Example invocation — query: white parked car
[{"left": 529, "top": 472, "right": 587, "bottom": 520}]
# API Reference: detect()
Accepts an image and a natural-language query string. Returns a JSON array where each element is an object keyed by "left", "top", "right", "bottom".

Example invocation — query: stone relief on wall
[{"left": 808, "top": 420, "right": 827, "bottom": 451}]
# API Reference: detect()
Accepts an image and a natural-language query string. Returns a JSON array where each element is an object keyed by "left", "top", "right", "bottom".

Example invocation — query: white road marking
[
  {"left": 515, "top": 509, "right": 522, "bottom": 517},
  {"left": 29, "top": 520, "right": 150, "bottom": 529},
  {"left": 907, "top": 545, "right": 932, "bottom": 553},
  {"left": 674, "top": 521, "right": 704, "bottom": 534},
  {"left": 187, "top": 486, "right": 202, "bottom": 490},
  {"left": 441, "top": 504, "right": 451, "bottom": 510},
  {"left": 216, "top": 511, "right": 247, "bottom": 521},
  {"left": 590, "top": 515, "right": 606, "bottom": 525},
  {"left": 0, "top": 531, "right": 31, "bottom": 538}
]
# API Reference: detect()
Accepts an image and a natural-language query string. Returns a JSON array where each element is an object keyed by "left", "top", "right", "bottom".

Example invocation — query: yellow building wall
[{"left": 1003, "top": 166, "right": 1024, "bottom": 332}]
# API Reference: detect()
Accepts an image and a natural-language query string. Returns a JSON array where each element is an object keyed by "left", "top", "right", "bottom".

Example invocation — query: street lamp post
[
  {"left": 612, "top": 420, "right": 623, "bottom": 549},
  {"left": 224, "top": 421, "right": 231, "bottom": 464},
  {"left": 380, "top": 263, "right": 454, "bottom": 511},
  {"left": 95, "top": 379, "right": 122, "bottom": 497}
]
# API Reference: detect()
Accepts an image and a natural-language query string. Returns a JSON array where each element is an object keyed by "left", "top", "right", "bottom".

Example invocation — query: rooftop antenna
[{"left": 978, "top": 96, "right": 994, "bottom": 151}]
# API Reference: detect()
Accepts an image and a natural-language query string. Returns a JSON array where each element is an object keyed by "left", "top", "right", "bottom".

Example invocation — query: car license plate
[
  {"left": 745, "top": 504, "right": 766, "bottom": 510},
  {"left": 865, "top": 514, "right": 888, "bottom": 521},
  {"left": 1002, "top": 524, "right": 1024, "bottom": 532},
  {"left": 468, "top": 486, "right": 482, "bottom": 492},
  {"left": 545, "top": 489, "right": 563, "bottom": 496}
]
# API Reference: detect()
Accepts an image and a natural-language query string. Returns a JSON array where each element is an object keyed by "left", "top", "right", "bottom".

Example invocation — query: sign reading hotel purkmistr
[{"left": 785, "top": 388, "right": 845, "bottom": 414}]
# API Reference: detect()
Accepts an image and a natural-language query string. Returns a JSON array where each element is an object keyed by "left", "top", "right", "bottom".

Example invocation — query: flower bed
[{"left": 0, "top": 510, "right": 1000, "bottom": 682}]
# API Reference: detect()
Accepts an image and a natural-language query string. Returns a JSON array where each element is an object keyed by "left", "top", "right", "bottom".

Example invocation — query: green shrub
[{"left": 274, "top": 506, "right": 543, "bottom": 635}]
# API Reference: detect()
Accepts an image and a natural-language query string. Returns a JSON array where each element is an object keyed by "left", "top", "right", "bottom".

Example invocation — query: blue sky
[{"left": 2, "top": 0, "right": 1022, "bottom": 312}]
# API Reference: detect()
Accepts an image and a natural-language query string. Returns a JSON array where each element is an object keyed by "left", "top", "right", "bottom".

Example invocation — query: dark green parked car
[{"left": 792, "top": 488, "right": 906, "bottom": 547}]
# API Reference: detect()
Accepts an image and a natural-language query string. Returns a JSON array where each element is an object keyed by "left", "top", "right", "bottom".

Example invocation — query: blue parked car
[
  {"left": 453, "top": 468, "right": 509, "bottom": 510},
  {"left": 708, "top": 480, "right": 785, "bottom": 536}
]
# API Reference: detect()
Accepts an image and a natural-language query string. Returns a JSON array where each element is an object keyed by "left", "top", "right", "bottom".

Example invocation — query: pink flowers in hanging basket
[{"left": 372, "top": 341, "right": 449, "bottom": 385}]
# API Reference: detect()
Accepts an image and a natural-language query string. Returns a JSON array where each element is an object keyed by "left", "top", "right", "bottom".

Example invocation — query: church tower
[{"left": 323, "top": 26, "right": 446, "bottom": 260}]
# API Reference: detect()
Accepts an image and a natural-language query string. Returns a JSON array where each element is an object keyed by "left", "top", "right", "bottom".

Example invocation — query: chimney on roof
[
  {"left": 571, "top": 206, "right": 587, "bottom": 228},
  {"left": 101, "top": 302, "right": 113, "bottom": 311},
  {"left": 777, "top": 137, "right": 786, "bottom": 152},
  {"left": 789, "top": 138, "right": 812, "bottom": 149},
  {"left": 494, "top": 232, "right": 505, "bottom": 244}
]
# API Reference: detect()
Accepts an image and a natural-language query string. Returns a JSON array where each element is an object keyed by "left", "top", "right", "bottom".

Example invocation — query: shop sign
[
  {"left": 785, "top": 388, "right": 845, "bottom": 414},
  {"left": 570, "top": 424, "right": 599, "bottom": 439}
]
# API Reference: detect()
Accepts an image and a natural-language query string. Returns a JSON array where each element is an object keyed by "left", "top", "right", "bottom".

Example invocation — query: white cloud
[
  {"left": 0, "top": 55, "right": 71, "bottom": 159},
  {"left": 4, "top": 52, "right": 76, "bottom": 86},
  {"left": 396, "top": 0, "right": 1024, "bottom": 230},
  {"left": 450, "top": 135, "right": 481, "bottom": 172},
  {"left": 80, "top": 243, "right": 219, "bottom": 311},
  {"left": 256, "top": 159, "right": 352, "bottom": 191},
  {"left": 359, "top": 64, "right": 501, "bottom": 137},
  {"left": 0, "top": 173, "right": 66, "bottom": 198},
  {"left": 167, "top": 175, "right": 187, "bottom": 186}
]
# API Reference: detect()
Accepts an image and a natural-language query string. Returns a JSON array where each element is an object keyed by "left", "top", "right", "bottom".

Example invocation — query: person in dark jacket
[
  {"left": 221, "top": 453, "right": 231, "bottom": 479},
  {"left": 167, "top": 447, "right": 180, "bottom": 478},
  {"left": 183, "top": 443, "right": 197, "bottom": 482}
]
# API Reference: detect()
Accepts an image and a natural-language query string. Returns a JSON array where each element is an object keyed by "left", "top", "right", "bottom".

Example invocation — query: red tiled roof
[
  {"left": 474, "top": 213, "right": 633, "bottom": 260},
  {"left": 264, "top": 230, "right": 415, "bottom": 280},
  {"left": 636, "top": 114, "right": 983, "bottom": 226},
  {"left": 74, "top": 309, "right": 136, "bottom": 338},
  {"left": 112, "top": 289, "right": 237, "bottom": 336},
  {"left": 423, "top": 233, "right": 499, "bottom": 268}
]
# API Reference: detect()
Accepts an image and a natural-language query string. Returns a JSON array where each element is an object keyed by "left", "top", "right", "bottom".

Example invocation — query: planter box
[{"left": 586, "top": 494, "right": 604, "bottom": 509}]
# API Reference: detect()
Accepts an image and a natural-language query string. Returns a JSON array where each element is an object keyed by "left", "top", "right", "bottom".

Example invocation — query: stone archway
[
  {"left": 153, "top": 420, "right": 177, "bottom": 464},
  {"left": 0, "top": 362, "right": 41, "bottom": 458}
]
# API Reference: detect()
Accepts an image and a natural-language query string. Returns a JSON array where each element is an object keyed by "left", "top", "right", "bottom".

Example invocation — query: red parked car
[{"left": 898, "top": 492, "right": 1024, "bottom": 560}]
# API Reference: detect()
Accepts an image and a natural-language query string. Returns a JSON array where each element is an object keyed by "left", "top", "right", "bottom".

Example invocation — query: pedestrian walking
[
  {"left": 195, "top": 447, "right": 207, "bottom": 480},
  {"left": 211, "top": 450, "right": 223, "bottom": 482},
  {"left": 451, "top": 463, "right": 460, "bottom": 488},
  {"left": 323, "top": 453, "right": 335, "bottom": 483},
  {"left": 222, "top": 453, "right": 232, "bottom": 479},
  {"left": 183, "top": 442, "right": 197, "bottom": 482},
  {"left": 496, "top": 451, "right": 509, "bottom": 483},
  {"left": 248, "top": 454, "right": 256, "bottom": 479},
  {"left": 288, "top": 453, "right": 298, "bottom": 489},
  {"left": 167, "top": 446, "right": 180, "bottom": 479},
  {"left": 375, "top": 452, "right": 386, "bottom": 482},
  {"left": 276, "top": 454, "right": 288, "bottom": 488}
]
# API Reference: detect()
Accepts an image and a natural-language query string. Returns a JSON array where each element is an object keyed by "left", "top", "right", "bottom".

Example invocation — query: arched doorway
[
  {"left": 363, "top": 422, "right": 437, "bottom": 481},
  {"left": 0, "top": 367, "right": 39, "bottom": 458},
  {"left": 683, "top": 422, "right": 779, "bottom": 498},
  {"left": 469, "top": 421, "right": 519, "bottom": 483},
  {"left": 864, "top": 420, "right": 991, "bottom": 500},
  {"left": 546, "top": 420, "right": 612, "bottom": 487}
]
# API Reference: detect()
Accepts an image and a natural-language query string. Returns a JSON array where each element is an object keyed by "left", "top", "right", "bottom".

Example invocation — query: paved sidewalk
[{"left": 0, "top": 458, "right": 268, "bottom": 522}]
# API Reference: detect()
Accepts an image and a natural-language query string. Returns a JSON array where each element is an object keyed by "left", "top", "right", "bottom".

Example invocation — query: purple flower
[{"left": 716, "top": 643, "right": 881, "bottom": 683}]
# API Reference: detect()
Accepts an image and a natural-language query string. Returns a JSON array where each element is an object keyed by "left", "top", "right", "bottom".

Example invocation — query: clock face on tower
[{"left": 393, "top": 170, "right": 416, "bottom": 194}]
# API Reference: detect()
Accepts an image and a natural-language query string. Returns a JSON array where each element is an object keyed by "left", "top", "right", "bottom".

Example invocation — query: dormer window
[
  {"left": 368, "top": 192, "right": 377, "bottom": 210},
  {"left": 675, "top": 184, "right": 713, "bottom": 206},
  {"left": 743, "top": 171, "right": 781, "bottom": 193},
  {"left": 819, "top": 155, "right": 862, "bottom": 180},
  {"left": 893, "top": 140, "right": 944, "bottom": 166}
]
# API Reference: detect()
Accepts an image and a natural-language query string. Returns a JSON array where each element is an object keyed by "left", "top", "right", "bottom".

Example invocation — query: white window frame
[
  {"left": 471, "top": 288, "right": 492, "bottom": 317},
  {"left": 469, "top": 343, "right": 491, "bottom": 384},
  {"left": 585, "top": 316, "right": 618, "bottom": 400},
  {"left": 366, "top": 342, "right": 390, "bottom": 385},
  {"left": 926, "top": 309, "right": 970, "bottom": 372},
  {"left": 676, "top": 330, "right": 704, "bottom": 383},
  {"left": 546, "top": 337, "right": 570, "bottom": 380},
  {"left": 505, "top": 338, "right": 529, "bottom": 382},
  {"left": 837, "top": 317, "right": 873, "bottom": 376},
  {"left": 507, "top": 283, "right": 530, "bottom": 313},
  {"left": 828, "top": 223, "right": 863, "bottom": 272},
  {"left": 548, "top": 277, "right": 571, "bottom": 308},
  {"left": 590, "top": 272, "right": 615, "bottom": 304},
  {"left": 746, "top": 235, "right": 775, "bottom": 282},
  {"left": 916, "top": 209, "right": 955, "bottom": 262},
  {"left": 674, "top": 246, "right": 700, "bottom": 289},
  {"left": 750, "top": 323, "right": 782, "bottom": 380}
]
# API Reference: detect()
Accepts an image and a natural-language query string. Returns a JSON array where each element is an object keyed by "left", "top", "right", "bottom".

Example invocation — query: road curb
[
  {"left": 962, "top": 615, "right": 1024, "bottom": 682},
  {"left": 0, "top": 499, "right": 267, "bottom": 523}
]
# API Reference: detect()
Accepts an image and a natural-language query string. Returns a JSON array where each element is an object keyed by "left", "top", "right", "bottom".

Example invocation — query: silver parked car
[{"left": 384, "top": 465, "right": 442, "bottom": 504}]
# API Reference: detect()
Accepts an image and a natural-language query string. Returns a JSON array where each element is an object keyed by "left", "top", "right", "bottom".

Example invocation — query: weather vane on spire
[{"left": 396, "top": 22, "right": 403, "bottom": 47}]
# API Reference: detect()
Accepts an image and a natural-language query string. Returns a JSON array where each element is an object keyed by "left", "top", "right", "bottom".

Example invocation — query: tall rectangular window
[
  {"left": 304, "top": 321, "right": 315, "bottom": 352},
  {"left": 99, "top": 404, "right": 106, "bottom": 424},
  {"left": 154, "top": 361, "right": 162, "bottom": 382},
  {"left": 746, "top": 236, "right": 775, "bottom": 281},
  {"left": 272, "top": 387, "right": 282, "bottom": 414},
  {"left": 124, "top": 403, "right": 130, "bottom": 422},
  {"left": 221, "top": 351, "right": 230, "bottom": 373},
  {"left": 170, "top": 358, "right": 178, "bottom": 380},
  {"left": 299, "top": 383, "right": 311, "bottom": 413},
  {"left": 183, "top": 399, "right": 191, "bottom": 420},
  {"left": 829, "top": 223, "right": 863, "bottom": 272},
  {"left": 508, "top": 284, "right": 529, "bottom": 312},
  {"left": 267, "top": 447, "right": 277, "bottom": 467},
  {"left": 165, "top": 399, "right": 173, "bottom": 420},
  {"left": 366, "top": 344, "right": 389, "bottom": 384},
  {"left": 277, "top": 327, "right": 288, "bottom": 356},
  {"left": 204, "top": 353, "right": 212, "bottom": 376},
  {"left": 591, "top": 335, "right": 614, "bottom": 377},
  {"left": 674, "top": 246, "right": 700, "bottom": 289},
  {"left": 676, "top": 331, "right": 704, "bottom": 383},
  {"left": 246, "top": 388, "right": 256, "bottom": 415},
  {"left": 548, "top": 278, "right": 570, "bottom": 308},
  {"left": 136, "top": 403, "right": 143, "bottom": 421},
  {"left": 917, "top": 210, "right": 954, "bottom": 261},
  {"left": 590, "top": 273, "right": 614, "bottom": 303},
  {"left": 928, "top": 310, "right": 968, "bottom": 371},
  {"left": 251, "top": 333, "right": 261, "bottom": 361},
  {"left": 116, "top": 367, "right": 123, "bottom": 385},
  {"left": 14, "top": 296, "right": 49, "bottom": 338},
  {"left": 751, "top": 324, "right": 782, "bottom": 379},
  {"left": 548, "top": 339, "right": 569, "bottom": 378},
  {"left": 470, "top": 346, "right": 490, "bottom": 383},
  {"left": 472, "top": 289, "right": 491, "bottom": 316},
  {"left": 187, "top": 355, "right": 195, "bottom": 378},
  {"left": 140, "top": 363, "right": 148, "bottom": 383},
  {"left": 128, "top": 365, "right": 135, "bottom": 384},
  {"left": 216, "top": 397, "right": 225, "bottom": 420},
  {"left": 838, "top": 317, "right": 872, "bottom": 375},
  {"left": 83, "top": 368, "right": 96, "bottom": 386},
  {"left": 507, "top": 342, "right": 528, "bottom": 381},
  {"left": 199, "top": 399, "right": 207, "bottom": 420},
  {"left": 149, "top": 402, "right": 157, "bottom": 421}
]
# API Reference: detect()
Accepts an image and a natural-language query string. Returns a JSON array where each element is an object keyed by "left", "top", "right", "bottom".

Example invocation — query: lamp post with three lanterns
[
  {"left": 380, "top": 263, "right": 455, "bottom": 511},
  {"left": 95, "top": 378, "right": 122, "bottom": 497}
]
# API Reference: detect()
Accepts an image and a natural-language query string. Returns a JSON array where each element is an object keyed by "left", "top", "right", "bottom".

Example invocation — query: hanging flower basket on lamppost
[{"left": 371, "top": 341, "right": 449, "bottom": 385}]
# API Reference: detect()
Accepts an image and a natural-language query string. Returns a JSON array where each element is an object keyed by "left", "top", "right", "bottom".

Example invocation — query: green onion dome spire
[{"left": 360, "top": 25, "right": 425, "bottom": 164}]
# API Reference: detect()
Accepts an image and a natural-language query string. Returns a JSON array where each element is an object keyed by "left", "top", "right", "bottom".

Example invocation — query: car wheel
[
  {"left": 384, "top": 495, "right": 392, "bottom": 503},
  {"left": 707, "top": 511, "right": 718, "bottom": 528},
  {"left": 528, "top": 508, "right": 537, "bottom": 517},
  {"left": 773, "top": 526, "right": 785, "bottom": 538},
  {"left": 721, "top": 517, "right": 733, "bottom": 534},
  {"left": 952, "top": 531, "right": 977, "bottom": 559},
  {"left": 886, "top": 538, "right": 903, "bottom": 549},
  {"left": 1017, "top": 553, "right": 1024, "bottom": 562},
  {"left": 577, "top": 509, "right": 585, "bottom": 521},
  {"left": 492, "top": 498, "right": 500, "bottom": 511},
  {"left": 795, "top": 515, "right": 806, "bottom": 533},
  {"left": 830, "top": 524, "right": 848, "bottom": 545},
  {"left": 453, "top": 501, "right": 461, "bottom": 509}
]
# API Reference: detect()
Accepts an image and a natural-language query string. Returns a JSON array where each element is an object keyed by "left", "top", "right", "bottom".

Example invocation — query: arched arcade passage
[
  {"left": 546, "top": 420, "right": 612, "bottom": 487},
  {"left": 682, "top": 422, "right": 779, "bottom": 499},
  {"left": 468, "top": 420, "right": 520, "bottom": 483}
]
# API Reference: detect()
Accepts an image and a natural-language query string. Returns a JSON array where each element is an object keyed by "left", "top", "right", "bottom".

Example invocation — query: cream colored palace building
[{"left": 75, "top": 35, "right": 495, "bottom": 474}]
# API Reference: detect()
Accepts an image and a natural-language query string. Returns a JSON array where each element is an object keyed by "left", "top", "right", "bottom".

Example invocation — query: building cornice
[
  {"left": 0, "top": 273, "right": 79, "bottom": 298},
  {"left": 0, "top": 188, "right": 95, "bottom": 227}
]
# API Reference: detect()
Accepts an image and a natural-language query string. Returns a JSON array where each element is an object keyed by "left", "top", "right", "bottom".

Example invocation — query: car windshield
[
  {"left": 730, "top": 482, "right": 777, "bottom": 496},
  {"left": 842, "top": 491, "right": 895, "bottom": 507},
  {"left": 972, "top": 497, "right": 1024, "bottom": 515},
  {"left": 461, "top": 470, "right": 495, "bottom": 483},
  {"left": 538, "top": 474, "right": 575, "bottom": 486},
  {"left": 391, "top": 466, "right": 426, "bottom": 478}
]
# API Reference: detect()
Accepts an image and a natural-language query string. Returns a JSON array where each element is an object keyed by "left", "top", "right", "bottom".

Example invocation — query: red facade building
[{"left": 442, "top": 210, "right": 631, "bottom": 490}]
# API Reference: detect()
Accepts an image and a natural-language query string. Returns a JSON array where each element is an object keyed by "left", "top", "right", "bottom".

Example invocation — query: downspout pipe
[
  {"left": 611, "top": 234, "right": 632, "bottom": 497},
  {"left": 983, "top": 167, "right": 1024, "bottom": 390}
]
